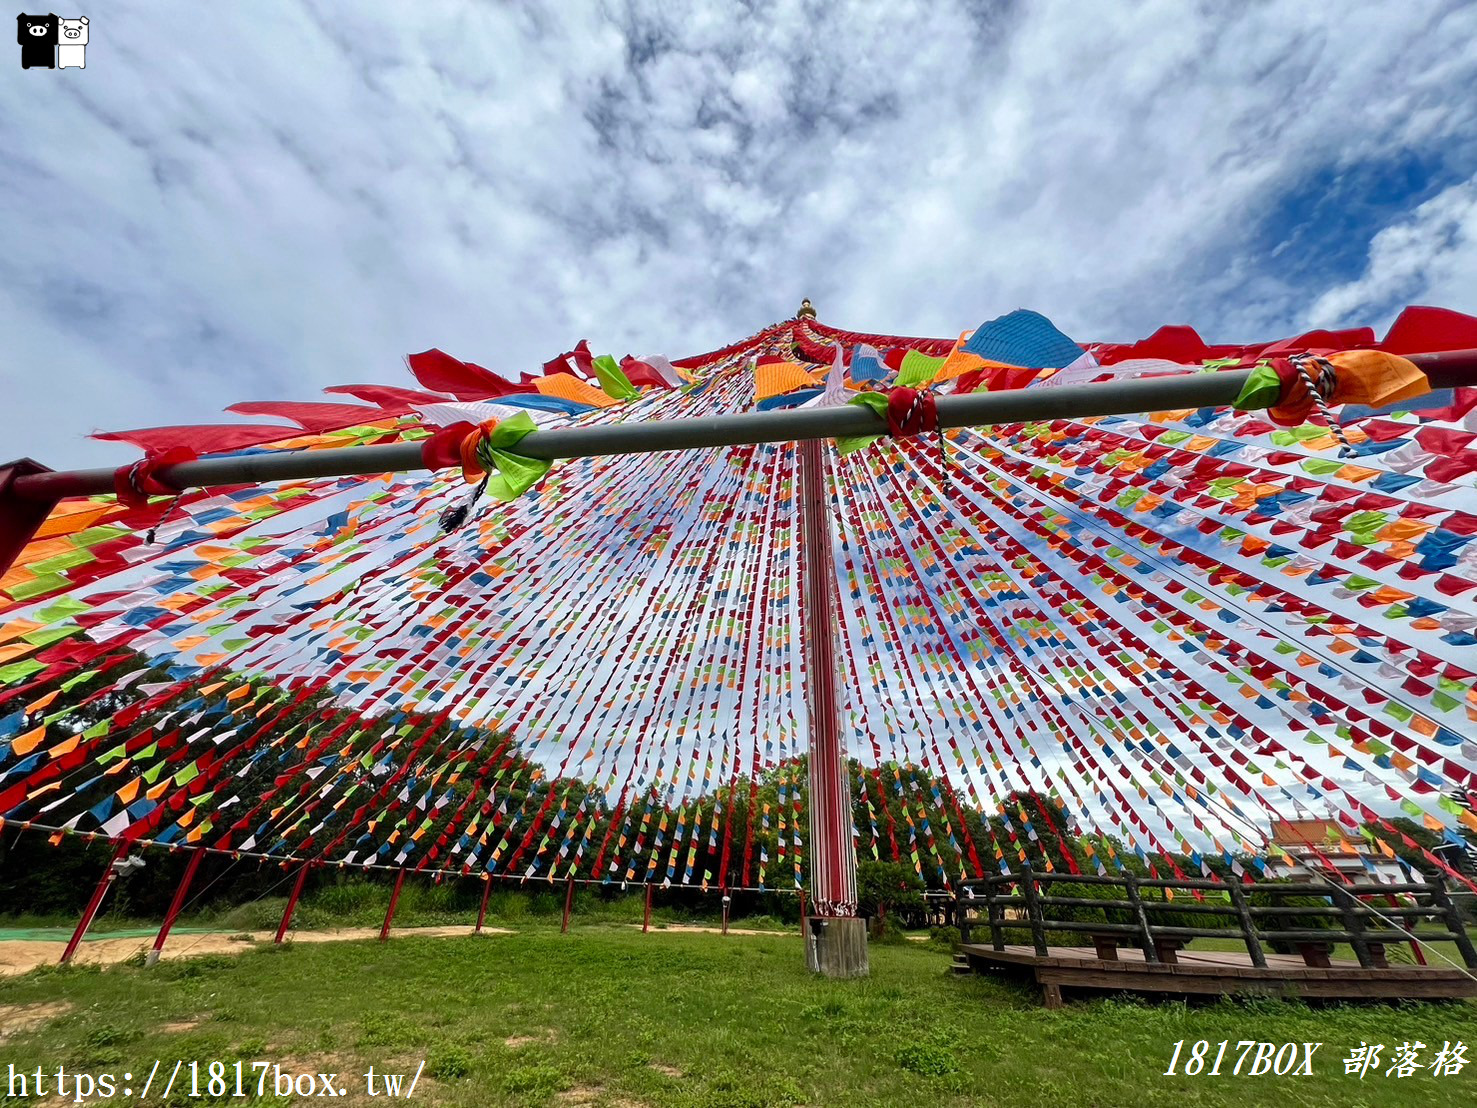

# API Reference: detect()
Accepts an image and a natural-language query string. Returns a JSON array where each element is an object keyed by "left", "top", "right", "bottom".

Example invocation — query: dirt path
[
  {"left": 0, "top": 925, "right": 512, "bottom": 977},
  {"left": 630, "top": 923, "right": 795, "bottom": 937}
]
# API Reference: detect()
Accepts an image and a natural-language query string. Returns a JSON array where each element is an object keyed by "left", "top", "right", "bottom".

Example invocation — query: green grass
[{"left": 1, "top": 927, "right": 1474, "bottom": 1106}]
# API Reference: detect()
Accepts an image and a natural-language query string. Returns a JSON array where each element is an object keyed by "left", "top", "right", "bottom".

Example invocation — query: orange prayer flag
[{"left": 12, "top": 725, "right": 47, "bottom": 756}]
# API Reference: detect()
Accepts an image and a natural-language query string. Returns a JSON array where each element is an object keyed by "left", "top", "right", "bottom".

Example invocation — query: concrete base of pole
[
  {"left": 804, "top": 916, "right": 869, "bottom": 979},
  {"left": 144, "top": 949, "right": 161, "bottom": 968}
]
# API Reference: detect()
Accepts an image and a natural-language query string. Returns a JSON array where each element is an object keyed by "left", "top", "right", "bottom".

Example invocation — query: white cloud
[
  {"left": 2, "top": 0, "right": 1476, "bottom": 469},
  {"left": 1309, "top": 176, "right": 1477, "bottom": 330}
]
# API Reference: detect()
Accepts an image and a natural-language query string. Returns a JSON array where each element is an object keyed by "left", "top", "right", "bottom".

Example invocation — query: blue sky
[{"left": 4, "top": 0, "right": 1477, "bottom": 467}]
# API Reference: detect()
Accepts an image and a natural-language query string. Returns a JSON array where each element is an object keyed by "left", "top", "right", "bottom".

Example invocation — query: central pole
[{"left": 796, "top": 437, "right": 867, "bottom": 977}]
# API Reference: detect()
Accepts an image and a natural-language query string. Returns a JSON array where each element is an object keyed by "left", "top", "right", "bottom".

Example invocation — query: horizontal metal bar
[
  {"left": 9, "top": 369, "right": 1248, "bottom": 501},
  {"left": 15, "top": 347, "right": 1477, "bottom": 504}
]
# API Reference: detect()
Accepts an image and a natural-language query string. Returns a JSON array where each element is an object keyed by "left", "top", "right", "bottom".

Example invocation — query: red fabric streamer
[
  {"left": 407, "top": 349, "right": 524, "bottom": 400},
  {"left": 569, "top": 339, "right": 595, "bottom": 377},
  {"left": 225, "top": 400, "right": 385, "bottom": 431},
  {"left": 1094, "top": 325, "right": 1216, "bottom": 365},
  {"left": 1257, "top": 328, "right": 1376, "bottom": 357},
  {"left": 1379, "top": 305, "right": 1477, "bottom": 354},
  {"left": 94, "top": 424, "right": 297, "bottom": 452},
  {"left": 419, "top": 421, "right": 477, "bottom": 471},
  {"left": 112, "top": 446, "right": 197, "bottom": 507},
  {"left": 620, "top": 356, "right": 674, "bottom": 389},
  {"left": 417, "top": 419, "right": 499, "bottom": 483},
  {"left": 886, "top": 388, "right": 939, "bottom": 437},
  {"left": 323, "top": 383, "right": 453, "bottom": 410}
]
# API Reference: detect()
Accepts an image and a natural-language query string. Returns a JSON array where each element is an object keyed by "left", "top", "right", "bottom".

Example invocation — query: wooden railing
[{"left": 953, "top": 865, "right": 1477, "bottom": 970}]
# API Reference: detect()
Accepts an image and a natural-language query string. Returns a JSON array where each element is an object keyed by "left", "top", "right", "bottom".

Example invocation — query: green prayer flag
[
  {"left": 472, "top": 412, "right": 554, "bottom": 501},
  {"left": 894, "top": 351, "right": 946, "bottom": 388},
  {"left": 836, "top": 392, "right": 890, "bottom": 455},
  {"left": 592, "top": 354, "right": 639, "bottom": 401},
  {"left": 1232, "top": 363, "right": 1281, "bottom": 410}
]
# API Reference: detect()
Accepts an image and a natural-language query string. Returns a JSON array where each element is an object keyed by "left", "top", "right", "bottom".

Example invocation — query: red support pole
[
  {"left": 475, "top": 877, "right": 492, "bottom": 934},
  {"left": 0, "top": 459, "right": 57, "bottom": 581},
  {"left": 274, "top": 863, "right": 310, "bottom": 944},
  {"left": 1386, "top": 892, "right": 1427, "bottom": 965},
  {"left": 561, "top": 877, "right": 575, "bottom": 934},
  {"left": 60, "top": 841, "right": 127, "bottom": 964},
  {"left": 643, "top": 883, "right": 652, "bottom": 933},
  {"left": 379, "top": 868, "right": 407, "bottom": 941},
  {"left": 146, "top": 847, "right": 205, "bottom": 967}
]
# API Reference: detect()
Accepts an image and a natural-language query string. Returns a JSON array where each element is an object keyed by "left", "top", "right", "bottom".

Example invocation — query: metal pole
[
  {"left": 561, "top": 877, "right": 575, "bottom": 933},
  {"left": 274, "top": 863, "right": 310, "bottom": 943},
  {"left": 798, "top": 438, "right": 857, "bottom": 918},
  {"left": 146, "top": 846, "right": 205, "bottom": 967},
  {"left": 643, "top": 883, "right": 652, "bottom": 933},
  {"left": 379, "top": 868, "right": 406, "bottom": 941},
  {"left": 14, "top": 350, "right": 1477, "bottom": 506},
  {"left": 60, "top": 841, "right": 127, "bottom": 964}
]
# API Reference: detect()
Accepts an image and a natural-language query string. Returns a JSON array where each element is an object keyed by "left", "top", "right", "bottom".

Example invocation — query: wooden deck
[{"left": 957, "top": 943, "right": 1477, "bottom": 1006}]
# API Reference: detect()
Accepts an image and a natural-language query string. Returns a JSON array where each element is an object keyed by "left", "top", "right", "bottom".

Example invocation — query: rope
[
  {"left": 885, "top": 387, "right": 938, "bottom": 437},
  {"left": 144, "top": 493, "right": 186, "bottom": 545},
  {"left": 112, "top": 447, "right": 196, "bottom": 508},
  {"left": 1289, "top": 354, "right": 1356, "bottom": 458}
]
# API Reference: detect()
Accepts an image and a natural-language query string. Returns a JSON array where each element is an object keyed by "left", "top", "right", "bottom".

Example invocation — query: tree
[{"left": 856, "top": 859, "right": 924, "bottom": 928}]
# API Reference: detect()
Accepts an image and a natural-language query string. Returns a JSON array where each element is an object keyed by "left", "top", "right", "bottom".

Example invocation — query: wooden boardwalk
[{"left": 957, "top": 943, "right": 1477, "bottom": 1007}]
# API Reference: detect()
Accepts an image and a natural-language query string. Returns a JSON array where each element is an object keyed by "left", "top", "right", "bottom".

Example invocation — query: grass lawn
[{"left": 1, "top": 926, "right": 1474, "bottom": 1107}]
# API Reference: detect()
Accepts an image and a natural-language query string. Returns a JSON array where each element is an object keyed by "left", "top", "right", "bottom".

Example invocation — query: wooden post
[
  {"left": 986, "top": 878, "right": 1005, "bottom": 952},
  {"left": 798, "top": 889, "right": 807, "bottom": 940},
  {"left": 274, "top": 863, "right": 310, "bottom": 944},
  {"left": 1123, "top": 874, "right": 1160, "bottom": 964},
  {"left": 146, "top": 847, "right": 205, "bottom": 967},
  {"left": 642, "top": 882, "right": 653, "bottom": 933},
  {"left": 1019, "top": 865, "right": 1048, "bottom": 956},
  {"left": 955, "top": 887, "right": 970, "bottom": 945},
  {"left": 561, "top": 877, "right": 575, "bottom": 934},
  {"left": 1226, "top": 878, "right": 1267, "bottom": 968},
  {"left": 1331, "top": 883, "right": 1373, "bottom": 968},
  {"left": 60, "top": 842, "right": 127, "bottom": 964},
  {"left": 379, "top": 868, "right": 406, "bottom": 941},
  {"left": 1428, "top": 875, "right": 1477, "bottom": 968},
  {"left": 475, "top": 877, "right": 492, "bottom": 933}
]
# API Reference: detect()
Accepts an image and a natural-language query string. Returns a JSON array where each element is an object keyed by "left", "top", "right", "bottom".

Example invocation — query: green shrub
[
  {"left": 1247, "top": 886, "right": 1338, "bottom": 954},
  {"left": 928, "top": 925, "right": 961, "bottom": 950},
  {"left": 896, "top": 1039, "right": 959, "bottom": 1076},
  {"left": 428, "top": 1043, "right": 474, "bottom": 1079},
  {"left": 867, "top": 917, "right": 910, "bottom": 944},
  {"left": 501, "top": 1063, "right": 568, "bottom": 1097}
]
